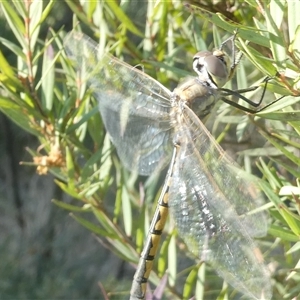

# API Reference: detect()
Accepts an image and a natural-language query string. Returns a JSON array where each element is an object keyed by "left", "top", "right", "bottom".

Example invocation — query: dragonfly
[{"left": 64, "top": 32, "right": 272, "bottom": 300}]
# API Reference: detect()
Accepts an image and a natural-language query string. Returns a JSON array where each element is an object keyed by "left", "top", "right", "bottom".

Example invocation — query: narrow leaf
[
  {"left": 41, "top": 41, "right": 55, "bottom": 111},
  {"left": 106, "top": 1, "right": 143, "bottom": 37}
]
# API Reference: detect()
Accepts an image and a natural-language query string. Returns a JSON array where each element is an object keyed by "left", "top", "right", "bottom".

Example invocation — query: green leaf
[
  {"left": 92, "top": 206, "right": 122, "bottom": 237},
  {"left": 66, "top": 106, "right": 99, "bottom": 134},
  {"left": 80, "top": 182, "right": 103, "bottom": 198},
  {"left": 80, "top": 149, "right": 105, "bottom": 181},
  {"left": 0, "top": 96, "right": 40, "bottom": 136},
  {"left": 270, "top": 132, "right": 300, "bottom": 149},
  {"left": 54, "top": 180, "right": 82, "bottom": 200},
  {"left": 167, "top": 233, "right": 177, "bottom": 288},
  {"left": 85, "top": 1, "right": 97, "bottom": 21},
  {"left": 135, "top": 223, "right": 144, "bottom": 255},
  {"left": 39, "top": 0, "right": 56, "bottom": 26},
  {"left": 256, "top": 96, "right": 300, "bottom": 115},
  {"left": 258, "top": 159, "right": 283, "bottom": 191},
  {"left": 268, "top": 224, "right": 299, "bottom": 242},
  {"left": 0, "top": 37, "right": 25, "bottom": 61},
  {"left": 279, "top": 185, "right": 300, "bottom": 196},
  {"left": 66, "top": 146, "right": 76, "bottom": 191},
  {"left": 0, "top": 1, "right": 25, "bottom": 48},
  {"left": 122, "top": 184, "right": 132, "bottom": 237},
  {"left": 270, "top": 157, "right": 300, "bottom": 178},
  {"left": 66, "top": 2, "right": 97, "bottom": 32},
  {"left": 287, "top": 0, "right": 300, "bottom": 52},
  {"left": 286, "top": 258, "right": 300, "bottom": 281},
  {"left": 278, "top": 205, "right": 300, "bottom": 236},
  {"left": 186, "top": 4, "right": 271, "bottom": 47},
  {"left": 28, "top": 0, "right": 43, "bottom": 50},
  {"left": 0, "top": 49, "right": 23, "bottom": 90},
  {"left": 154, "top": 1, "right": 168, "bottom": 61},
  {"left": 106, "top": 0, "right": 143, "bottom": 37},
  {"left": 286, "top": 242, "right": 300, "bottom": 255},
  {"left": 195, "top": 263, "right": 206, "bottom": 300},
  {"left": 41, "top": 41, "right": 55, "bottom": 111},
  {"left": 158, "top": 233, "right": 169, "bottom": 277},
  {"left": 52, "top": 199, "right": 91, "bottom": 212},
  {"left": 256, "top": 111, "right": 300, "bottom": 121},
  {"left": 70, "top": 213, "right": 117, "bottom": 239},
  {"left": 237, "top": 39, "right": 277, "bottom": 76},
  {"left": 259, "top": 130, "right": 300, "bottom": 166},
  {"left": 266, "top": 0, "right": 287, "bottom": 69},
  {"left": 183, "top": 265, "right": 199, "bottom": 299}
]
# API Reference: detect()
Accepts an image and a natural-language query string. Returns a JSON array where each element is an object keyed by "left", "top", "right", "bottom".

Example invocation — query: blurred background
[{"left": 0, "top": 2, "right": 132, "bottom": 299}]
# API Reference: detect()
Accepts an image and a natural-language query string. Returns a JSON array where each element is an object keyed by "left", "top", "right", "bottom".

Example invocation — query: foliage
[{"left": 0, "top": 0, "right": 300, "bottom": 299}]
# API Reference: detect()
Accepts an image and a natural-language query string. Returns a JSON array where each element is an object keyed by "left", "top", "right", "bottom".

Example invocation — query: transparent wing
[
  {"left": 172, "top": 103, "right": 268, "bottom": 237},
  {"left": 168, "top": 105, "right": 271, "bottom": 299},
  {"left": 64, "top": 32, "right": 173, "bottom": 175}
]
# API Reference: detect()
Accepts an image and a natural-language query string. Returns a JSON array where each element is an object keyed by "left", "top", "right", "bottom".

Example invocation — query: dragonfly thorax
[
  {"left": 193, "top": 49, "right": 232, "bottom": 88},
  {"left": 172, "top": 77, "right": 219, "bottom": 120}
]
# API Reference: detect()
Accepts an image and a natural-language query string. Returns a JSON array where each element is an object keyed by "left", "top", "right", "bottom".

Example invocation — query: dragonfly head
[{"left": 193, "top": 50, "right": 232, "bottom": 89}]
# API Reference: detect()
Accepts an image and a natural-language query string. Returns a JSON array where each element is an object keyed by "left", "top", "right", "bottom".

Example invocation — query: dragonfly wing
[
  {"left": 168, "top": 105, "right": 271, "bottom": 299},
  {"left": 98, "top": 91, "right": 173, "bottom": 175},
  {"left": 175, "top": 103, "right": 268, "bottom": 237},
  {"left": 64, "top": 32, "right": 173, "bottom": 175}
]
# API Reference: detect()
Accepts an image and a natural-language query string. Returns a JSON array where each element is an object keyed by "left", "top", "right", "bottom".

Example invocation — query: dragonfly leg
[{"left": 220, "top": 77, "right": 285, "bottom": 113}]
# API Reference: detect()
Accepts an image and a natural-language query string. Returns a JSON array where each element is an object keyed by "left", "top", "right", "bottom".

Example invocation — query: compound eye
[
  {"left": 205, "top": 54, "right": 228, "bottom": 82},
  {"left": 193, "top": 50, "right": 213, "bottom": 75},
  {"left": 193, "top": 50, "right": 231, "bottom": 87}
]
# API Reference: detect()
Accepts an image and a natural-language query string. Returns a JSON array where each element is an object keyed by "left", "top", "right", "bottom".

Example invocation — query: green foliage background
[{"left": 0, "top": 0, "right": 300, "bottom": 299}]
